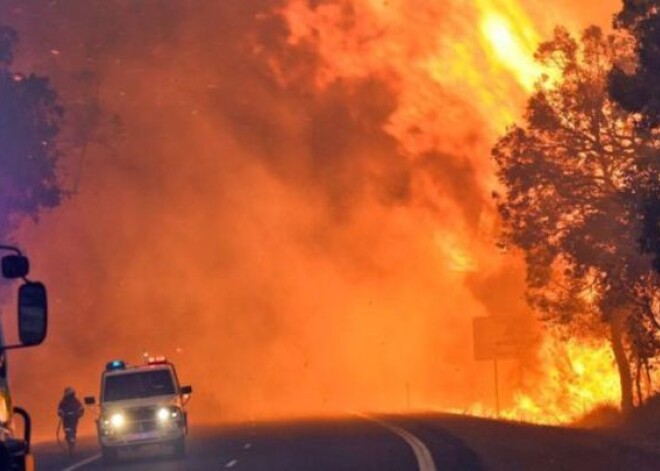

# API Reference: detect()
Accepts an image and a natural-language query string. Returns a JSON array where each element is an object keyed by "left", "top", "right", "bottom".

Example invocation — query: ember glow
[
  {"left": 463, "top": 339, "right": 620, "bottom": 423},
  {"left": 0, "top": 0, "right": 629, "bottom": 436}
]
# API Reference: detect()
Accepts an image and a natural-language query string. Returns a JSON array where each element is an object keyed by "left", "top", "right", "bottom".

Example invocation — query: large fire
[
  {"left": 279, "top": 0, "right": 628, "bottom": 424},
  {"left": 462, "top": 339, "right": 620, "bottom": 423},
  {"left": 0, "top": 0, "right": 640, "bottom": 437},
  {"left": 510, "top": 339, "right": 620, "bottom": 422}
]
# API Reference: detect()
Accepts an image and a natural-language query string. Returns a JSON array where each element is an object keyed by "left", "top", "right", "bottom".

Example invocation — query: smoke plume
[{"left": 0, "top": 0, "right": 620, "bottom": 438}]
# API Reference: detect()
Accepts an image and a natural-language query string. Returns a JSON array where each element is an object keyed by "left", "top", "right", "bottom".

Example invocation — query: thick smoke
[{"left": 0, "top": 0, "right": 619, "bottom": 438}]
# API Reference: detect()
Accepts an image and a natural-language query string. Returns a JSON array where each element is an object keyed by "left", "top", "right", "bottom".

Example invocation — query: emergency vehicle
[
  {"left": 85, "top": 357, "right": 192, "bottom": 463},
  {"left": 0, "top": 246, "right": 49, "bottom": 470}
]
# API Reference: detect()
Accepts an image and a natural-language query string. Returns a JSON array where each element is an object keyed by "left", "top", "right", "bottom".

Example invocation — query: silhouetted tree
[
  {"left": 0, "top": 25, "right": 64, "bottom": 239},
  {"left": 639, "top": 193, "right": 660, "bottom": 273},
  {"left": 610, "top": 0, "right": 660, "bottom": 127},
  {"left": 493, "top": 26, "right": 659, "bottom": 413},
  {"left": 609, "top": 0, "right": 660, "bottom": 273}
]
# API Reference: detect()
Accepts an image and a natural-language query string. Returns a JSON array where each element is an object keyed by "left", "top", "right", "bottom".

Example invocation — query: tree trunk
[
  {"left": 635, "top": 360, "right": 642, "bottom": 407},
  {"left": 609, "top": 311, "right": 634, "bottom": 414}
]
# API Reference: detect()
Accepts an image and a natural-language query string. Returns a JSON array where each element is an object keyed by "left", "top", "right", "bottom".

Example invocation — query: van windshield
[{"left": 103, "top": 369, "right": 176, "bottom": 402}]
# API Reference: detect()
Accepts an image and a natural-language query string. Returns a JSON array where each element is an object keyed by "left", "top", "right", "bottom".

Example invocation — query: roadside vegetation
[
  {"left": 493, "top": 1, "right": 659, "bottom": 414},
  {"left": 0, "top": 25, "right": 64, "bottom": 239}
]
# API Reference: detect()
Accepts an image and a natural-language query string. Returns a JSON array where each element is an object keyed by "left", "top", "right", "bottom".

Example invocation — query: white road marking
[
  {"left": 61, "top": 453, "right": 101, "bottom": 471},
  {"left": 244, "top": 443, "right": 252, "bottom": 450},
  {"left": 359, "top": 415, "right": 437, "bottom": 471},
  {"left": 225, "top": 458, "right": 238, "bottom": 468}
]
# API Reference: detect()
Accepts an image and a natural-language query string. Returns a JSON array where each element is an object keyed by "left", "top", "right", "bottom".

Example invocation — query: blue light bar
[{"left": 105, "top": 360, "right": 126, "bottom": 371}]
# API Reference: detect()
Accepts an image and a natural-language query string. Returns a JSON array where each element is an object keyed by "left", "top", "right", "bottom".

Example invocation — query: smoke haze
[{"left": 0, "top": 0, "right": 620, "bottom": 437}]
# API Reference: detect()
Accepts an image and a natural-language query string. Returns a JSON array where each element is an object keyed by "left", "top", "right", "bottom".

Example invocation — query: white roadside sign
[{"left": 473, "top": 316, "right": 533, "bottom": 361}]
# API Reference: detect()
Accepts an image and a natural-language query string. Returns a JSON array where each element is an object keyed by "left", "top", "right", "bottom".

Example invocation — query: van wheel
[
  {"left": 101, "top": 446, "right": 117, "bottom": 465},
  {"left": 173, "top": 437, "right": 186, "bottom": 458}
]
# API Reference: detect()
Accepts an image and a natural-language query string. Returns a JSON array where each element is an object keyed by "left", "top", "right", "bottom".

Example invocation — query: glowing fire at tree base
[
  {"left": 455, "top": 338, "right": 660, "bottom": 425},
  {"left": 505, "top": 339, "right": 620, "bottom": 424}
]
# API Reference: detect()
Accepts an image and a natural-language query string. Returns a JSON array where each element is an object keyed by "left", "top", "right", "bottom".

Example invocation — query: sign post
[
  {"left": 493, "top": 359, "right": 500, "bottom": 417},
  {"left": 473, "top": 317, "right": 533, "bottom": 418}
]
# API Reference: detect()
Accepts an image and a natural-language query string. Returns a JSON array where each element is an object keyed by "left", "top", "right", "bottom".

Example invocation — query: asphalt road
[{"left": 34, "top": 414, "right": 660, "bottom": 471}]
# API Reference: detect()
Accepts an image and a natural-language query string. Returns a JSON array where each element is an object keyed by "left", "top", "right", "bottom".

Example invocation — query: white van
[{"left": 85, "top": 357, "right": 192, "bottom": 463}]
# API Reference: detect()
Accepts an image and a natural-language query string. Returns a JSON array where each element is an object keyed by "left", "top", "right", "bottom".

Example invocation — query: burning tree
[
  {"left": 609, "top": 0, "right": 660, "bottom": 274},
  {"left": 493, "top": 26, "right": 660, "bottom": 413},
  {"left": 610, "top": 0, "right": 660, "bottom": 129},
  {"left": 0, "top": 25, "right": 63, "bottom": 239}
]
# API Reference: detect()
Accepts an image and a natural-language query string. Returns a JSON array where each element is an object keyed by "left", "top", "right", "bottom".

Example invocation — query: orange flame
[
  {"left": 509, "top": 339, "right": 620, "bottom": 423},
  {"left": 478, "top": 6, "right": 542, "bottom": 91},
  {"left": 280, "top": 0, "right": 632, "bottom": 424},
  {"left": 451, "top": 339, "right": 622, "bottom": 424}
]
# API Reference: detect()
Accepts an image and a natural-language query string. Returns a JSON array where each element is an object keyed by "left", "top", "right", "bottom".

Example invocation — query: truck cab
[
  {"left": 0, "top": 247, "right": 49, "bottom": 471},
  {"left": 85, "top": 357, "right": 192, "bottom": 463}
]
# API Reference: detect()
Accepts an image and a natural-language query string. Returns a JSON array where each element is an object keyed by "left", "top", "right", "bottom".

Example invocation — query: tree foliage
[
  {"left": 610, "top": 0, "right": 660, "bottom": 273},
  {"left": 610, "top": 0, "right": 660, "bottom": 127},
  {"left": 0, "top": 25, "right": 63, "bottom": 239},
  {"left": 493, "top": 26, "right": 660, "bottom": 412}
]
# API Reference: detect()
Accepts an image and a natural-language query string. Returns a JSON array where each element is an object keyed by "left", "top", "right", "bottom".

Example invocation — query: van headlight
[
  {"left": 157, "top": 407, "right": 170, "bottom": 422},
  {"left": 102, "top": 412, "right": 125, "bottom": 430},
  {"left": 156, "top": 406, "right": 181, "bottom": 423},
  {"left": 110, "top": 412, "right": 125, "bottom": 427}
]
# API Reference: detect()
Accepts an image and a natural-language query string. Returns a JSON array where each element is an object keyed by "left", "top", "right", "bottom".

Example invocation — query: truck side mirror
[
  {"left": 84, "top": 396, "right": 96, "bottom": 406},
  {"left": 180, "top": 385, "right": 192, "bottom": 395},
  {"left": 18, "top": 282, "right": 47, "bottom": 346},
  {"left": 12, "top": 407, "right": 31, "bottom": 453},
  {"left": 2, "top": 255, "right": 29, "bottom": 279}
]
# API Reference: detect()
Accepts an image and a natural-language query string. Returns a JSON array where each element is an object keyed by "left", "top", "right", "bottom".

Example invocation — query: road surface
[{"left": 34, "top": 414, "right": 659, "bottom": 470}]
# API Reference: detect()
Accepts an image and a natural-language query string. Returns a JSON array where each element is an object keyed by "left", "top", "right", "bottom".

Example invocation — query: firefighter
[{"left": 58, "top": 387, "right": 84, "bottom": 454}]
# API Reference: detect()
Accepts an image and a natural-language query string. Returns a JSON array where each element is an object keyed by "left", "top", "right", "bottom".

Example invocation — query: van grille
[
  {"left": 127, "top": 406, "right": 158, "bottom": 422},
  {"left": 124, "top": 406, "right": 159, "bottom": 433}
]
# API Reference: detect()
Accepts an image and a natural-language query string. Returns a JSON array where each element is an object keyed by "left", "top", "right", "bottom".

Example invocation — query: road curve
[
  {"left": 34, "top": 413, "right": 659, "bottom": 471},
  {"left": 35, "top": 416, "right": 437, "bottom": 471}
]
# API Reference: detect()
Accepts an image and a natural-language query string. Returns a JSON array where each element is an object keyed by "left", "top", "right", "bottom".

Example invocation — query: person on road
[{"left": 58, "top": 387, "right": 84, "bottom": 453}]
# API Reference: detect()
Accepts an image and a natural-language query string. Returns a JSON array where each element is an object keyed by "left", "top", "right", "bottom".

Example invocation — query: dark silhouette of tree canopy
[
  {"left": 609, "top": 0, "right": 660, "bottom": 274},
  {"left": 610, "top": 0, "right": 660, "bottom": 127},
  {"left": 0, "top": 25, "right": 63, "bottom": 239},
  {"left": 493, "top": 26, "right": 659, "bottom": 413},
  {"left": 639, "top": 192, "right": 660, "bottom": 273}
]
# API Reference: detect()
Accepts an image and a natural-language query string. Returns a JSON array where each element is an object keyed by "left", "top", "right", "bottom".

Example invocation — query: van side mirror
[
  {"left": 84, "top": 396, "right": 96, "bottom": 406},
  {"left": 180, "top": 385, "right": 192, "bottom": 395},
  {"left": 18, "top": 282, "right": 48, "bottom": 346},
  {"left": 2, "top": 254, "right": 29, "bottom": 279}
]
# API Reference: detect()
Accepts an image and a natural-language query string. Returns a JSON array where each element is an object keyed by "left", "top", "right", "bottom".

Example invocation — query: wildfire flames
[
  {"left": 280, "top": 0, "right": 626, "bottom": 424},
  {"left": 511, "top": 339, "right": 620, "bottom": 423},
  {"left": 0, "top": 0, "right": 637, "bottom": 436},
  {"left": 462, "top": 339, "right": 620, "bottom": 423}
]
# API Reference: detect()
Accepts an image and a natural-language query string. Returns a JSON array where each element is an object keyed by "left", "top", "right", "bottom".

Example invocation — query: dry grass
[
  {"left": 571, "top": 404, "right": 623, "bottom": 429},
  {"left": 628, "top": 394, "right": 660, "bottom": 437}
]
